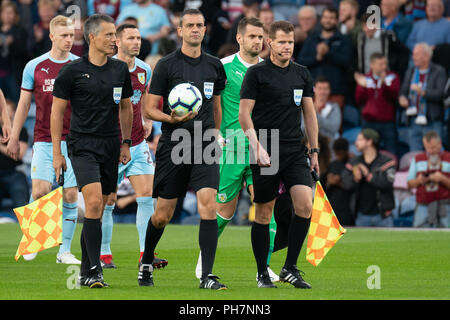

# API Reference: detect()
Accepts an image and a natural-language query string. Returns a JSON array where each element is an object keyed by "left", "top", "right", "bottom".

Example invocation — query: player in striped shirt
[
  {"left": 99, "top": 23, "right": 167, "bottom": 270},
  {"left": 7, "top": 16, "right": 80, "bottom": 264}
]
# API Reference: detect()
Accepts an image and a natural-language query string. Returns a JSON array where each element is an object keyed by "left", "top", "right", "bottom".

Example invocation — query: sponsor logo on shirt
[{"left": 42, "top": 78, "right": 55, "bottom": 92}]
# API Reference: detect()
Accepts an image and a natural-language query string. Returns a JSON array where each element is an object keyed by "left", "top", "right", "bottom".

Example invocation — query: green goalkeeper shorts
[{"left": 216, "top": 148, "right": 253, "bottom": 204}]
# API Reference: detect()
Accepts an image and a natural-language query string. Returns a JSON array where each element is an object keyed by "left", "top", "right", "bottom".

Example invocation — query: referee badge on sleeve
[
  {"left": 204, "top": 82, "right": 214, "bottom": 99},
  {"left": 294, "top": 89, "right": 303, "bottom": 106},
  {"left": 113, "top": 87, "right": 123, "bottom": 104}
]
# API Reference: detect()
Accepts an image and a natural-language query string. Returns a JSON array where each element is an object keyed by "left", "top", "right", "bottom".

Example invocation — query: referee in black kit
[
  {"left": 138, "top": 9, "right": 227, "bottom": 290},
  {"left": 51, "top": 14, "right": 133, "bottom": 288},
  {"left": 239, "top": 21, "right": 319, "bottom": 289}
]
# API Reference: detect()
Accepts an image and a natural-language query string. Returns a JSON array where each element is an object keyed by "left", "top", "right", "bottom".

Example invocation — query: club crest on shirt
[
  {"left": 293, "top": 89, "right": 303, "bottom": 106},
  {"left": 204, "top": 82, "right": 214, "bottom": 99},
  {"left": 218, "top": 193, "right": 227, "bottom": 203},
  {"left": 113, "top": 87, "right": 122, "bottom": 104},
  {"left": 137, "top": 72, "right": 146, "bottom": 85}
]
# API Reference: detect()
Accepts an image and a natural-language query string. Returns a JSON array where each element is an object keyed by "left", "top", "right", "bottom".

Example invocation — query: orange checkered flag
[
  {"left": 306, "top": 181, "right": 346, "bottom": 267},
  {"left": 13, "top": 187, "right": 63, "bottom": 261}
]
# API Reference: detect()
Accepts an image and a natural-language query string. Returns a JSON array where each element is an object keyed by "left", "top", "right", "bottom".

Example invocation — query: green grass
[{"left": 0, "top": 223, "right": 449, "bottom": 300}]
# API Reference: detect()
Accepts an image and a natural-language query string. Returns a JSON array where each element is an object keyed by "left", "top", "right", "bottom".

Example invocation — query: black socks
[{"left": 199, "top": 219, "right": 218, "bottom": 279}]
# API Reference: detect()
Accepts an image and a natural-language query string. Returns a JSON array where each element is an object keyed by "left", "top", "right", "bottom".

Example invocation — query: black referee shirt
[
  {"left": 240, "top": 58, "right": 314, "bottom": 143},
  {"left": 53, "top": 55, "right": 133, "bottom": 138},
  {"left": 148, "top": 48, "right": 226, "bottom": 140}
]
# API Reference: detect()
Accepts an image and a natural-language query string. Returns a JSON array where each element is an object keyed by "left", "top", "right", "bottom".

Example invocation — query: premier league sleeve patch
[
  {"left": 294, "top": 89, "right": 303, "bottom": 106},
  {"left": 204, "top": 82, "right": 214, "bottom": 99},
  {"left": 113, "top": 87, "right": 123, "bottom": 104}
]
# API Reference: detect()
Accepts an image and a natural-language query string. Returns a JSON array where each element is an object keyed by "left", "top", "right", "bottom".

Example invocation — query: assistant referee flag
[
  {"left": 14, "top": 187, "right": 63, "bottom": 261},
  {"left": 306, "top": 182, "right": 346, "bottom": 267}
]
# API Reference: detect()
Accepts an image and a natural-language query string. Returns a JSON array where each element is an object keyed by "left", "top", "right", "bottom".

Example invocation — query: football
[{"left": 168, "top": 83, "right": 202, "bottom": 116}]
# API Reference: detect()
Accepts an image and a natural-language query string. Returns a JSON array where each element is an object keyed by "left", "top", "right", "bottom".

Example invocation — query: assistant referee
[
  {"left": 239, "top": 20, "right": 319, "bottom": 289},
  {"left": 51, "top": 14, "right": 133, "bottom": 288}
]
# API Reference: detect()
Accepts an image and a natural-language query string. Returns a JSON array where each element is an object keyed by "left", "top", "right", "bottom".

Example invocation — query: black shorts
[
  {"left": 67, "top": 133, "right": 120, "bottom": 195},
  {"left": 153, "top": 139, "right": 220, "bottom": 199},
  {"left": 251, "top": 143, "right": 313, "bottom": 203}
]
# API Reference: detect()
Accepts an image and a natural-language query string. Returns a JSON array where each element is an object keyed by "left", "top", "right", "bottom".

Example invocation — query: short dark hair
[
  {"left": 237, "top": 17, "right": 264, "bottom": 35},
  {"left": 423, "top": 130, "right": 441, "bottom": 142},
  {"left": 370, "top": 52, "right": 385, "bottom": 62},
  {"left": 179, "top": 8, "right": 204, "bottom": 27},
  {"left": 332, "top": 138, "right": 349, "bottom": 152},
  {"left": 314, "top": 75, "right": 330, "bottom": 86},
  {"left": 322, "top": 6, "right": 338, "bottom": 19},
  {"left": 84, "top": 14, "right": 115, "bottom": 44},
  {"left": 268, "top": 20, "right": 294, "bottom": 39},
  {"left": 116, "top": 23, "right": 138, "bottom": 37},
  {"left": 361, "top": 128, "right": 380, "bottom": 150}
]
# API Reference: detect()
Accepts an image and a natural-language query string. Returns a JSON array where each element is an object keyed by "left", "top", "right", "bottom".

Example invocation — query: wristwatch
[
  {"left": 122, "top": 139, "right": 132, "bottom": 147},
  {"left": 309, "top": 148, "right": 320, "bottom": 155}
]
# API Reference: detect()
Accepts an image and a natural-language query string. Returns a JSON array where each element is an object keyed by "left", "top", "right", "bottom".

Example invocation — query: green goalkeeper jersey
[{"left": 220, "top": 53, "right": 262, "bottom": 152}]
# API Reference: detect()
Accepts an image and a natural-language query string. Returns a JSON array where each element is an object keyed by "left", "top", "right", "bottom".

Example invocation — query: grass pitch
[{"left": 0, "top": 223, "right": 449, "bottom": 300}]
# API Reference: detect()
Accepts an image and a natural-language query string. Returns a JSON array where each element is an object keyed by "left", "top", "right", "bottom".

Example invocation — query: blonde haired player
[{"left": 7, "top": 15, "right": 80, "bottom": 264}]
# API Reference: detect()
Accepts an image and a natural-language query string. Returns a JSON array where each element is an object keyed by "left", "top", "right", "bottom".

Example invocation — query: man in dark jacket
[
  {"left": 398, "top": 42, "right": 447, "bottom": 151},
  {"left": 297, "top": 6, "right": 353, "bottom": 108},
  {"left": 341, "top": 129, "right": 396, "bottom": 227},
  {"left": 355, "top": 13, "right": 409, "bottom": 81}
]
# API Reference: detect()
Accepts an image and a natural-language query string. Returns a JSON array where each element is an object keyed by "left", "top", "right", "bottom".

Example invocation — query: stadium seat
[
  {"left": 342, "top": 105, "right": 360, "bottom": 130},
  {"left": 393, "top": 195, "right": 416, "bottom": 227}
]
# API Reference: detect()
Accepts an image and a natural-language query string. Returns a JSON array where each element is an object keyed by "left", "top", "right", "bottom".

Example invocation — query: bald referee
[
  {"left": 51, "top": 14, "right": 133, "bottom": 288},
  {"left": 239, "top": 20, "right": 318, "bottom": 289}
]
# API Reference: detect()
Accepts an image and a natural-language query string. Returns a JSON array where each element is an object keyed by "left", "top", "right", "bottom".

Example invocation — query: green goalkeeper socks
[
  {"left": 267, "top": 211, "right": 277, "bottom": 266},
  {"left": 216, "top": 212, "right": 232, "bottom": 238}
]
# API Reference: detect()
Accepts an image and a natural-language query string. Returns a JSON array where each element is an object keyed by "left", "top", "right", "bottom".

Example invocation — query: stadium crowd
[{"left": 0, "top": 0, "right": 449, "bottom": 228}]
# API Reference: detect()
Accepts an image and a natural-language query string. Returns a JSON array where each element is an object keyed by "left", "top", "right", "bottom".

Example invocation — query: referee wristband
[{"left": 309, "top": 148, "right": 320, "bottom": 155}]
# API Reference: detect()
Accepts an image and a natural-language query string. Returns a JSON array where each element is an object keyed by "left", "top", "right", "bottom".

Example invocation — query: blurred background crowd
[{"left": 1, "top": 0, "right": 449, "bottom": 228}]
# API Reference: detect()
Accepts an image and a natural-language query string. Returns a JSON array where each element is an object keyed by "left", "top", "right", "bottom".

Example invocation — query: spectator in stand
[
  {"left": 298, "top": 6, "right": 353, "bottom": 109},
  {"left": 258, "top": 7, "right": 274, "bottom": 59},
  {"left": 381, "top": 0, "right": 413, "bottom": 44},
  {"left": 403, "top": 0, "right": 427, "bottom": 21},
  {"left": 355, "top": 52, "right": 400, "bottom": 155},
  {"left": 0, "top": 89, "right": 11, "bottom": 142},
  {"left": 55, "top": 0, "right": 87, "bottom": 18},
  {"left": 325, "top": 138, "right": 355, "bottom": 226},
  {"left": 338, "top": 0, "right": 361, "bottom": 46},
  {"left": 268, "top": 0, "right": 303, "bottom": 22},
  {"left": 399, "top": 43, "right": 447, "bottom": 151},
  {"left": 32, "top": 0, "right": 57, "bottom": 57},
  {"left": 407, "top": 131, "right": 450, "bottom": 228},
  {"left": 70, "top": 16, "right": 87, "bottom": 57},
  {"left": 0, "top": 99, "right": 29, "bottom": 210},
  {"left": 304, "top": 0, "right": 335, "bottom": 15},
  {"left": 87, "top": 0, "right": 125, "bottom": 20},
  {"left": 406, "top": 0, "right": 450, "bottom": 51},
  {"left": 116, "top": 0, "right": 171, "bottom": 56},
  {"left": 355, "top": 13, "right": 409, "bottom": 81},
  {"left": 0, "top": 1, "right": 29, "bottom": 103},
  {"left": 205, "top": 3, "right": 232, "bottom": 55},
  {"left": 312, "top": 76, "right": 342, "bottom": 144},
  {"left": 226, "top": 0, "right": 260, "bottom": 47},
  {"left": 341, "top": 128, "right": 396, "bottom": 227},
  {"left": 293, "top": 5, "right": 318, "bottom": 59}
]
